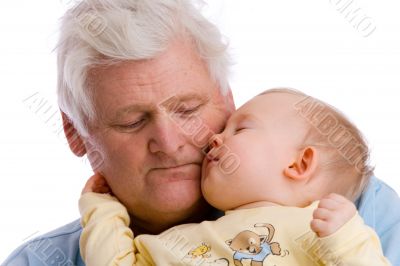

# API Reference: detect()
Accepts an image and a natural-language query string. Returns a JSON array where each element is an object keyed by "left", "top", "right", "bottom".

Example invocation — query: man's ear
[
  {"left": 283, "top": 147, "right": 318, "bottom": 181},
  {"left": 61, "top": 111, "right": 86, "bottom": 157}
]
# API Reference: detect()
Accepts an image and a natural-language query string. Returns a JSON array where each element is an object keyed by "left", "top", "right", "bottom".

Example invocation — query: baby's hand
[
  {"left": 82, "top": 173, "right": 111, "bottom": 195},
  {"left": 310, "top": 193, "right": 356, "bottom": 237}
]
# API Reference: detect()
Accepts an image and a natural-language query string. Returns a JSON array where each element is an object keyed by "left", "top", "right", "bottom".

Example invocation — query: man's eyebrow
[
  {"left": 114, "top": 103, "right": 152, "bottom": 120},
  {"left": 163, "top": 92, "right": 209, "bottom": 104},
  {"left": 114, "top": 93, "right": 209, "bottom": 119},
  {"left": 158, "top": 92, "right": 210, "bottom": 111}
]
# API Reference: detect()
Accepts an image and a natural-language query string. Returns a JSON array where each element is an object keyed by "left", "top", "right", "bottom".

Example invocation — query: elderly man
[{"left": 3, "top": 0, "right": 400, "bottom": 265}]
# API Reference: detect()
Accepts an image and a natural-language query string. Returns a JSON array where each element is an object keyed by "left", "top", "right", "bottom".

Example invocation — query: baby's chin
[{"left": 200, "top": 178, "right": 226, "bottom": 211}]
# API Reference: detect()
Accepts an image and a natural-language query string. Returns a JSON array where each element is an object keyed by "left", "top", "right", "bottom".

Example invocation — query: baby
[{"left": 79, "top": 88, "right": 390, "bottom": 265}]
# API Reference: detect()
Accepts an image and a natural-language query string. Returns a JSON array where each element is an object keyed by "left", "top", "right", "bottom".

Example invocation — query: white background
[{"left": 1, "top": 0, "right": 399, "bottom": 262}]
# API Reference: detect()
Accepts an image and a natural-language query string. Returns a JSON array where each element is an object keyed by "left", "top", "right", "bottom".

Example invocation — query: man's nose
[{"left": 148, "top": 116, "right": 186, "bottom": 155}]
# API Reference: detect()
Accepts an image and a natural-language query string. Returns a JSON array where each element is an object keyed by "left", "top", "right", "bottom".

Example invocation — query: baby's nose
[
  {"left": 204, "top": 134, "right": 223, "bottom": 154},
  {"left": 209, "top": 134, "right": 223, "bottom": 149},
  {"left": 204, "top": 134, "right": 224, "bottom": 161}
]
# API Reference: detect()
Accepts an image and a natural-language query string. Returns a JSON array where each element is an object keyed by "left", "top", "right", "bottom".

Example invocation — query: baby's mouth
[{"left": 206, "top": 151, "right": 220, "bottom": 163}]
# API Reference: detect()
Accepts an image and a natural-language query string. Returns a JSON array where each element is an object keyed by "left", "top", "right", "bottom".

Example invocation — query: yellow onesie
[{"left": 79, "top": 192, "right": 390, "bottom": 266}]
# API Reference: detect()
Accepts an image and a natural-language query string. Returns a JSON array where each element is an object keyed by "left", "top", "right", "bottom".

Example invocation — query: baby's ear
[{"left": 283, "top": 147, "right": 318, "bottom": 181}]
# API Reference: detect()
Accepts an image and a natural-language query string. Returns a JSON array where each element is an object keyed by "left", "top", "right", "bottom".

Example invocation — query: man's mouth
[
  {"left": 153, "top": 162, "right": 201, "bottom": 170},
  {"left": 148, "top": 163, "right": 201, "bottom": 183}
]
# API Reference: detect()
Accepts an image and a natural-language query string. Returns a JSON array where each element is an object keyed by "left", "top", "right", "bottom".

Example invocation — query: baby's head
[{"left": 201, "top": 88, "right": 373, "bottom": 211}]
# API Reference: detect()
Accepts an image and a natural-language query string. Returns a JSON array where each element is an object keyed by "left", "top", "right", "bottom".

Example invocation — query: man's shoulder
[
  {"left": 357, "top": 175, "right": 400, "bottom": 229},
  {"left": 357, "top": 176, "right": 400, "bottom": 265},
  {"left": 2, "top": 219, "right": 84, "bottom": 266}
]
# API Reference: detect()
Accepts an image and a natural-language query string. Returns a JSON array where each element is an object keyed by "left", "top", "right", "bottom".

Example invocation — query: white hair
[{"left": 57, "top": 0, "right": 231, "bottom": 136}]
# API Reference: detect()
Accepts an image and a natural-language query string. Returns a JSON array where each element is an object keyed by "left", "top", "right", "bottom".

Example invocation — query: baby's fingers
[
  {"left": 310, "top": 219, "right": 330, "bottom": 237},
  {"left": 313, "top": 207, "right": 332, "bottom": 221},
  {"left": 318, "top": 197, "right": 341, "bottom": 211},
  {"left": 82, "top": 173, "right": 108, "bottom": 194}
]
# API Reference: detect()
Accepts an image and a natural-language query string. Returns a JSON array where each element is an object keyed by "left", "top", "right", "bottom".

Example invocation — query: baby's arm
[
  {"left": 310, "top": 193, "right": 391, "bottom": 265},
  {"left": 79, "top": 173, "right": 139, "bottom": 266}
]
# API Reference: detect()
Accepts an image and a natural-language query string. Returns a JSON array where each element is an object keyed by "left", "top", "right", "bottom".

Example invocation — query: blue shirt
[
  {"left": 2, "top": 176, "right": 400, "bottom": 266},
  {"left": 233, "top": 243, "right": 272, "bottom": 262}
]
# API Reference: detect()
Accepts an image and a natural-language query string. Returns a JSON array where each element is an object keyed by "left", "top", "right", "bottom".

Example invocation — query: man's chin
[
  {"left": 145, "top": 164, "right": 203, "bottom": 209},
  {"left": 132, "top": 192, "right": 209, "bottom": 234},
  {"left": 152, "top": 178, "right": 204, "bottom": 213}
]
